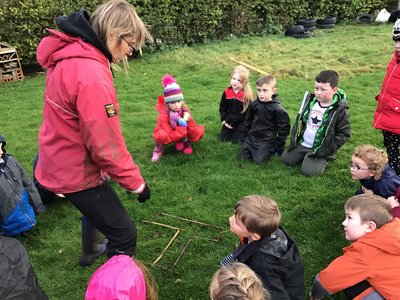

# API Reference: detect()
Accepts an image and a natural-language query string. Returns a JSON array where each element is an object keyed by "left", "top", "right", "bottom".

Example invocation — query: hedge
[{"left": 0, "top": 0, "right": 396, "bottom": 64}]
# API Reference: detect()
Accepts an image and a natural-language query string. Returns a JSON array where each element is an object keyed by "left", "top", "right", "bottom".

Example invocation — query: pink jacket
[
  {"left": 35, "top": 29, "right": 144, "bottom": 194},
  {"left": 85, "top": 255, "right": 146, "bottom": 300},
  {"left": 373, "top": 51, "right": 400, "bottom": 135}
]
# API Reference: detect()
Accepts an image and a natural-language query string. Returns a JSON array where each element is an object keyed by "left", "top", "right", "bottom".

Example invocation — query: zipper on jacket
[
  {"left": 4, "top": 166, "right": 35, "bottom": 226},
  {"left": 313, "top": 110, "right": 336, "bottom": 154}
]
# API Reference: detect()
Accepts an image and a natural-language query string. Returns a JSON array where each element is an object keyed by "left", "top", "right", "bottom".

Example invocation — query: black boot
[{"left": 79, "top": 216, "right": 107, "bottom": 267}]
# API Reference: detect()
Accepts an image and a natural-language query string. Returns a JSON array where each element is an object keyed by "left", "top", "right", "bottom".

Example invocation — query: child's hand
[
  {"left": 387, "top": 196, "right": 400, "bottom": 208},
  {"left": 273, "top": 147, "right": 284, "bottom": 156},
  {"left": 183, "top": 112, "right": 191, "bottom": 122},
  {"left": 222, "top": 121, "right": 233, "bottom": 129},
  {"left": 362, "top": 187, "right": 373, "bottom": 195}
]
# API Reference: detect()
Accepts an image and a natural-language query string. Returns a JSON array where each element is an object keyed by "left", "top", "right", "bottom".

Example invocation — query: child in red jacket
[{"left": 151, "top": 74, "right": 204, "bottom": 162}]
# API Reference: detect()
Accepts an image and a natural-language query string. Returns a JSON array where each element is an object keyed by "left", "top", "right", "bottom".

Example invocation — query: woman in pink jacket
[
  {"left": 35, "top": 0, "right": 152, "bottom": 266},
  {"left": 373, "top": 20, "right": 400, "bottom": 176}
]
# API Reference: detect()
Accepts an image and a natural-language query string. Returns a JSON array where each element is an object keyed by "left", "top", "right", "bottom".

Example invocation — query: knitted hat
[
  {"left": 162, "top": 74, "right": 184, "bottom": 103},
  {"left": 393, "top": 19, "right": 400, "bottom": 40}
]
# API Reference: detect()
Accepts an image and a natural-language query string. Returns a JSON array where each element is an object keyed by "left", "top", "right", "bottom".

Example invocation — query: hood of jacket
[
  {"left": 37, "top": 9, "right": 112, "bottom": 69},
  {"left": 85, "top": 255, "right": 146, "bottom": 300},
  {"left": 355, "top": 218, "right": 400, "bottom": 255}
]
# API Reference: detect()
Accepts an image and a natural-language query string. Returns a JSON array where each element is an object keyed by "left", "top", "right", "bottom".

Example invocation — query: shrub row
[{"left": 0, "top": 0, "right": 395, "bottom": 64}]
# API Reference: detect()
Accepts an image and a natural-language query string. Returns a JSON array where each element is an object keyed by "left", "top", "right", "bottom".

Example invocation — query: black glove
[{"left": 137, "top": 184, "right": 151, "bottom": 203}]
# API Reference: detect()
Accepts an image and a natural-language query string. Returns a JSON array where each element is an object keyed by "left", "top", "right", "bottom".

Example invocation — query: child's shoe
[
  {"left": 151, "top": 144, "right": 164, "bottom": 162},
  {"left": 183, "top": 142, "right": 193, "bottom": 154},
  {"left": 175, "top": 141, "right": 185, "bottom": 152}
]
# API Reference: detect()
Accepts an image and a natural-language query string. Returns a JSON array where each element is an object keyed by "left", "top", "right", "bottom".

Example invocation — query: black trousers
[
  {"left": 383, "top": 130, "right": 400, "bottom": 176},
  {"left": 219, "top": 122, "right": 245, "bottom": 144},
  {"left": 67, "top": 181, "right": 137, "bottom": 258}
]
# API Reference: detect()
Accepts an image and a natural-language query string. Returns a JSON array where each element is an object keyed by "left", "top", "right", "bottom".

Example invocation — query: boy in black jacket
[
  {"left": 282, "top": 70, "right": 351, "bottom": 176},
  {"left": 220, "top": 195, "right": 304, "bottom": 300},
  {"left": 238, "top": 75, "right": 290, "bottom": 163}
]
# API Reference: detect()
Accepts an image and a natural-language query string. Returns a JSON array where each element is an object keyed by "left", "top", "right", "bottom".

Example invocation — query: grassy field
[{"left": 0, "top": 23, "right": 394, "bottom": 299}]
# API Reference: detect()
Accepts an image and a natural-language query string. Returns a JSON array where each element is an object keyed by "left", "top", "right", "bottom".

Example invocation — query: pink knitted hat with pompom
[{"left": 162, "top": 74, "right": 184, "bottom": 103}]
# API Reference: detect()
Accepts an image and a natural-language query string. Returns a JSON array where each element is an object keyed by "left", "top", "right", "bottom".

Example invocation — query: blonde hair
[
  {"left": 134, "top": 259, "right": 158, "bottom": 300},
  {"left": 210, "top": 263, "right": 270, "bottom": 300},
  {"left": 234, "top": 195, "right": 281, "bottom": 238},
  {"left": 256, "top": 75, "right": 276, "bottom": 89},
  {"left": 231, "top": 66, "right": 254, "bottom": 112},
  {"left": 90, "top": 0, "right": 153, "bottom": 68},
  {"left": 345, "top": 195, "right": 392, "bottom": 228},
  {"left": 352, "top": 144, "right": 388, "bottom": 180}
]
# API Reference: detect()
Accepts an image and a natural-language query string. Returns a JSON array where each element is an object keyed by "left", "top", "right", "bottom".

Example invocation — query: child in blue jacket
[
  {"left": 350, "top": 144, "right": 400, "bottom": 198},
  {"left": 0, "top": 135, "right": 46, "bottom": 237}
]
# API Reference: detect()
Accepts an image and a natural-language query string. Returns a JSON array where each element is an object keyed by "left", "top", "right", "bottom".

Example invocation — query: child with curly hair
[
  {"left": 350, "top": 144, "right": 400, "bottom": 199},
  {"left": 151, "top": 74, "right": 204, "bottom": 162},
  {"left": 219, "top": 65, "right": 254, "bottom": 143}
]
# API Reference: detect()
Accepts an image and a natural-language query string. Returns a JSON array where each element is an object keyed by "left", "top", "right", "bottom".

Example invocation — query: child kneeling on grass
[
  {"left": 220, "top": 195, "right": 304, "bottom": 299},
  {"left": 219, "top": 65, "right": 254, "bottom": 144},
  {"left": 210, "top": 262, "right": 270, "bottom": 300},
  {"left": 151, "top": 74, "right": 204, "bottom": 162},
  {"left": 282, "top": 70, "right": 351, "bottom": 176},
  {"left": 238, "top": 75, "right": 290, "bottom": 164},
  {"left": 311, "top": 194, "right": 400, "bottom": 300}
]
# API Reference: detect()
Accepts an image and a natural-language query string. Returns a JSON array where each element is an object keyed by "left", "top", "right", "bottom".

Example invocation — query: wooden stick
[
  {"left": 195, "top": 236, "right": 219, "bottom": 242},
  {"left": 229, "top": 58, "right": 269, "bottom": 75},
  {"left": 171, "top": 231, "right": 196, "bottom": 270},
  {"left": 143, "top": 220, "right": 181, "bottom": 231},
  {"left": 152, "top": 229, "right": 180, "bottom": 267},
  {"left": 159, "top": 212, "right": 224, "bottom": 229}
]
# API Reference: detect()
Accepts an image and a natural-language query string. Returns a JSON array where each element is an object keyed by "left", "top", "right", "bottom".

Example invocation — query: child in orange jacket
[
  {"left": 311, "top": 194, "right": 400, "bottom": 300},
  {"left": 151, "top": 74, "right": 204, "bottom": 162}
]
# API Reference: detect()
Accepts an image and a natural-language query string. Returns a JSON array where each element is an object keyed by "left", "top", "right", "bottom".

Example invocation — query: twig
[
  {"left": 229, "top": 58, "right": 269, "bottom": 75},
  {"left": 159, "top": 212, "right": 224, "bottom": 230},
  {"left": 171, "top": 231, "right": 196, "bottom": 271},
  {"left": 195, "top": 236, "right": 219, "bottom": 242},
  {"left": 143, "top": 220, "right": 181, "bottom": 231},
  {"left": 152, "top": 229, "right": 180, "bottom": 267}
]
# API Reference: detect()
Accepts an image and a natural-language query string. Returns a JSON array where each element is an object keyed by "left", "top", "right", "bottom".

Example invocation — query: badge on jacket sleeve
[{"left": 105, "top": 104, "right": 117, "bottom": 118}]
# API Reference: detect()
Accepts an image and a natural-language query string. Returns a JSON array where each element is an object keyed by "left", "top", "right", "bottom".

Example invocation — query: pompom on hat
[
  {"left": 162, "top": 74, "right": 184, "bottom": 103},
  {"left": 393, "top": 19, "right": 400, "bottom": 40}
]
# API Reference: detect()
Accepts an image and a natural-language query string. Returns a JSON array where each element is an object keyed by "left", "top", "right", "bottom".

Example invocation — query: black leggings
[
  {"left": 67, "top": 181, "right": 137, "bottom": 258},
  {"left": 383, "top": 131, "right": 400, "bottom": 176}
]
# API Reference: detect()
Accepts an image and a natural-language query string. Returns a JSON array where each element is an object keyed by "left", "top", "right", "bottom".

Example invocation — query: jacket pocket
[{"left": 380, "top": 97, "right": 400, "bottom": 130}]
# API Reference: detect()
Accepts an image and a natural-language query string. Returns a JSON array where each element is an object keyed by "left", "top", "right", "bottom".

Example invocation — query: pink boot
[
  {"left": 183, "top": 141, "right": 193, "bottom": 154},
  {"left": 151, "top": 143, "right": 164, "bottom": 162},
  {"left": 175, "top": 141, "right": 185, "bottom": 152}
]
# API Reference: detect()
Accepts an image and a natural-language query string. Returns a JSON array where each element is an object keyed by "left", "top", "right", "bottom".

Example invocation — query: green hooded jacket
[{"left": 288, "top": 88, "right": 351, "bottom": 160}]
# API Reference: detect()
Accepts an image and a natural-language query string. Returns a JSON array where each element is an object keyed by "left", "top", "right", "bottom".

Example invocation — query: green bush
[{"left": 0, "top": 0, "right": 395, "bottom": 64}]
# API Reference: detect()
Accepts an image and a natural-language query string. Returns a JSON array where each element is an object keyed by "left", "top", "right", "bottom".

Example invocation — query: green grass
[{"left": 0, "top": 23, "right": 393, "bottom": 299}]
